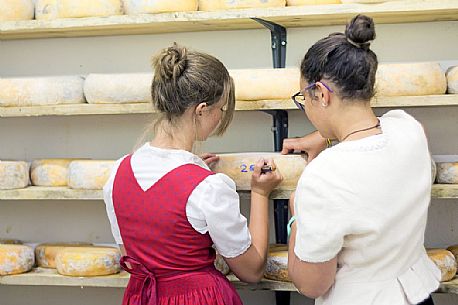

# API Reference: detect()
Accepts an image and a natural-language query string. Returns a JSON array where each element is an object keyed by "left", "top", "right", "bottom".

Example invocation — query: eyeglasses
[{"left": 291, "top": 82, "right": 334, "bottom": 111}]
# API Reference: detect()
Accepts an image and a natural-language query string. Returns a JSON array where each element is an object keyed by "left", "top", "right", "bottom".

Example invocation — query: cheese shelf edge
[
  {"left": 0, "top": 95, "right": 457, "bottom": 118},
  {"left": 1, "top": 1, "right": 458, "bottom": 40}
]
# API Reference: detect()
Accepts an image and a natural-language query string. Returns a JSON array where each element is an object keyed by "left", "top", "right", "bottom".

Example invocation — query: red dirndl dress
[{"left": 112, "top": 155, "right": 243, "bottom": 305}]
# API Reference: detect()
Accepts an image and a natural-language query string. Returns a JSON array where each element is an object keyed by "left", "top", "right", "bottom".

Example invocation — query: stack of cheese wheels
[
  {"left": 84, "top": 74, "right": 152, "bottom": 104},
  {"left": 0, "top": 161, "right": 29, "bottom": 190},
  {"left": 35, "top": 0, "right": 124, "bottom": 20},
  {"left": 31, "top": 159, "right": 78, "bottom": 187},
  {"left": 447, "top": 66, "right": 458, "bottom": 94},
  {"left": 230, "top": 68, "right": 300, "bottom": 101},
  {"left": 375, "top": 62, "right": 447, "bottom": 97},
  {"left": 427, "top": 249, "right": 457, "bottom": 282},
  {"left": 435, "top": 156, "right": 458, "bottom": 184},
  {"left": 123, "top": 0, "right": 198, "bottom": 14},
  {"left": 199, "top": 0, "right": 286, "bottom": 11},
  {"left": 287, "top": 0, "right": 341, "bottom": 5},
  {"left": 35, "top": 242, "right": 92, "bottom": 268},
  {"left": 265, "top": 244, "right": 290, "bottom": 281},
  {"left": 56, "top": 246, "right": 121, "bottom": 276},
  {"left": 68, "top": 160, "right": 115, "bottom": 190},
  {"left": 210, "top": 153, "right": 306, "bottom": 191},
  {"left": 0, "top": 76, "right": 85, "bottom": 107},
  {"left": 0, "top": 244, "right": 35, "bottom": 275},
  {"left": 214, "top": 253, "right": 230, "bottom": 275},
  {"left": 0, "top": 0, "right": 34, "bottom": 22}
]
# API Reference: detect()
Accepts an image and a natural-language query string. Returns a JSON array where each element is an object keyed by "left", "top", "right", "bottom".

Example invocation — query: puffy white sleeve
[
  {"left": 102, "top": 156, "right": 127, "bottom": 245},
  {"left": 294, "top": 168, "right": 356, "bottom": 263},
  {"left": 191, "top": 173, "right": 252, "bottom": 258}
]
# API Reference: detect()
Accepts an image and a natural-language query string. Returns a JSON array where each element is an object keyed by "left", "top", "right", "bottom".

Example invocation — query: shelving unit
[
  {"left": 1, "top": 1, "right": 457, "bottom": 40},
  {"left": 0, "top": 268, "right": 456, "bottom": 294},
  {"left": 1, "top": 95, "right": 457, "bottom": 118},
  {"left": 0, "top": 184, "right": 456, "bottom": 201}
]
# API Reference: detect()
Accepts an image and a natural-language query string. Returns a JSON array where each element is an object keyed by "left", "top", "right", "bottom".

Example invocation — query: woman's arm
[
  {"left": 281, "top": 131, "right": 328, "bottom": 161},
  {"left": 287, "top": 192, "right": 337, "bottom": 298}
]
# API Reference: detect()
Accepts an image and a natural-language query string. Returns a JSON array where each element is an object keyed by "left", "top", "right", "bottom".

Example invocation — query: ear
[
  {"left": 195, "top": 102, "right": 208, "bottom": 116},
  {"left": 315, "top": 82, "right": 332, "bottom": 107}
]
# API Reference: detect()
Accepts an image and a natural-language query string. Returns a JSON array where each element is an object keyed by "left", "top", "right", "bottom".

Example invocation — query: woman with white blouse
[{"left": 283, "top": 15, "right": 440, "bottom": 305}]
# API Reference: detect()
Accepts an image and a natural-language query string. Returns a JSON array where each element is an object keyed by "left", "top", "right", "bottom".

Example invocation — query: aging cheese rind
[
  {"left": 35, "top": 0, "right": 124, "bottom": 20},
  {"left": 55, "top": 246, "right": 121, "bottom": 276},
  {"left": 0, "top": 161, "right": 29, "bottom": 190},
  {"left": 427, "top": 249, "right": 457, "bottom": 282},
  {"left": 0, "top": 0, "right": 34, "bottom": 22},
  {"left": 198, "top": 0, "right": 286, "bottom": 11},
  {"left": 210, "top": 153, "right": 307, "bottom": 191},
  {"left": 0, "top": 244, "right": 35, "bottom": 275},
  {"left": 265, "top": 244, "right": 290, "bottom": 282},
  {"left": 68, "top": 160, "right": 115, "bottom": 190},
  {"left": 31, "top": 159, "right": 77, "bottom": 187},
  {"left": 446, "top": 66, "right": 458, "bottom": 94},
  {"left": 123, "top": 0, "right": 198, "bottom": 14},
  {"left": 35, "top": 242, "right": 93, "bottom": 268}
]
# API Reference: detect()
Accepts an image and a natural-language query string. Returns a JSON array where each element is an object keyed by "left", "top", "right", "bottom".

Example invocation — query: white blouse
[
  {"left": 103, "top": 143, "right": 251, "bottom": 258},
  {"left": 294, "top": 110, "right": 441, "bottom": 305}
]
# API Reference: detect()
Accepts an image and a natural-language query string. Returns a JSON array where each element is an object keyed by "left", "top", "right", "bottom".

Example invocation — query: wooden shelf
[
  {"left": 1, "top": 95, "right": 457, "bottom": 118},
  {"left": 0, "top": 184, "right": 456, "bottom": 201},
  {"left": 0, "top": 268, "right": 455, "bottom": 293},
  {"left": 1, "top": 1, "right": 457, "bottom": 40}
]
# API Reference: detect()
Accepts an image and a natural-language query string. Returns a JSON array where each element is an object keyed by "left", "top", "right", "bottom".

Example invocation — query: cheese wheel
[
  {"left": 265, "top": 244, "right": 290, "bottom": 282},
  {"left": 446, "top": 66, "right": 458, "bottom": 94},
  {"left": 214, "top": 253, "right": 230, "bottom": 275},
  {"left": 436, "top": 162, "right": 458, "bottom": 184},
  {"left": 0, "top": 244, "right": 35, "bottom": 275},
  {"left": 35, "top": 0, "right": 124, "bottom": 20},
  {"left": 0, "top": 0, "right": 34, "bottom": 21},
  {"left": 198, "top": 0, "right": 285, "bottom": 11},
  {"left": 287, "top": 0, "right": 340, "bottom": 5},
  {"left": 446, "top": 245, "right": 458, "bottom": 262},
  {"left": 0, "top": 76, "right": 85, "bottom": 107},
  {"left": 341, "top": 0, "right": 399, "bottom": 3},
  {"left": 230, "top": 68, "right": 300, "bottom": 101},
  {"left": 210, "top": 153, "right": 307, "bottom": 190},
  {"left": 123, "top": 0, "right": 198, "bottom": 14},
  {"left": 375, "top": 62, "right": 447, "bottom": 97},
  {"left": 427, "top": 249, "right": 457, "bottom": 282},
  {"left": 31, "top": 159, "right": 78, "bottom": 187},
  {"left": 84, "top": 74, "right": 152, "bottom": 104},
  {"left": 68, "top": 160, "right": 115, "bottom": 190},
  {"left": 55, "top": 246, "right": 121, "bottom": 276},
  {"left": 35, "top": 242, "right": 93, "bottom": 269},
  {"left": 0, "top": 161, "right": 29, "bottom": 190}
]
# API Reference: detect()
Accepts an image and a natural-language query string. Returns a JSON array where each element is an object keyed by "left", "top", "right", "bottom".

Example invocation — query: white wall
[{"left": 1, "top": 20, "right": 457, "bottom": 305}]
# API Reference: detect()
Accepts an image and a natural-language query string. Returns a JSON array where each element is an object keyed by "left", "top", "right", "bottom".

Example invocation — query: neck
[
  {"left": 331, "top": 103, "right": 380, "bottom": 142},
  {"left": 151, "top": 120, "right": 196, "bottom": 152}
]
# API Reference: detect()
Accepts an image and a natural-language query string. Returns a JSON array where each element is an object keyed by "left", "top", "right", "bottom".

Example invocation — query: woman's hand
[
  {"left": 251, "top": 158, "right": 283, "bottom": 197},
  {"left": 281, "top": 131, "right": 328, "bottom": 161},
  {"left": 200, "top": 153, "right": 219, "bottom": 167}
]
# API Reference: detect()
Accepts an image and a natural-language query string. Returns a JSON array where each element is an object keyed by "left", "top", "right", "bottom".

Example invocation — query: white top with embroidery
[{"left": 103, "top": 143, "right": 251, "bottom": 258}]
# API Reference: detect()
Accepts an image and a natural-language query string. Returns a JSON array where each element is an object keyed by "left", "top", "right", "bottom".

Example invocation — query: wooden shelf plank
[
  {"left": 0, "top": 185, "right": 456, "bottom": 201},
  {"left": 0, "top": 268, "right": 456, "bottom": 293},
  {"left": 1, "top": 1, "right": 458, "bottom": 40},
  {"left": 1, "top": 95, "right": 457, "bottom": 118}
]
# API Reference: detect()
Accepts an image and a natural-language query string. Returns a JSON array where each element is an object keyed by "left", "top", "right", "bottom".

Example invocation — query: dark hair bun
[
  {"left": 345, "top": 14, "right": 376, "bottom": 50},
  {"left": 154, "top": 43, "right": 187, "bottom": 81}
]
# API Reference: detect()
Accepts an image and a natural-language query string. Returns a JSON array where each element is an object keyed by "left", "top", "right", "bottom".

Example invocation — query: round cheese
[
  {"left": 68, "top": 160, "right": 115, "bottom": 190},
  {"left": 198, "top": 0, "right": 286, "bottom": 11},
  {"left": 436, "top": 162, "right": 458, "bottom": 184},
  {"left": 0, "top": 161, "right": 29, "bottom": 190},
  {"left": 446, "top": 245, "right": 458, "bottom": 262},
  {"left": 375, "top": 62, "right": 447, "bottom": 97},
  {"left": 230, "top": 68, "right": 300, "bottom": 101},
  {"left": 0, "top": 76, "right": 85, "bottom": 107},
  {"left": 210, "top": 153, "right": 307, "bottom": 191},
  {"left": 55, "top": 246, "right": 121, "bottom": 276},
  {"left": 265, "top": 244, "right": 290, "bottom": 282},
  {"left": 0, "top": 244, "right": 35, "bottom": 276},
  {"left": 214, "top": 253, "right": 230, "bottom": 275},
  {"left": 123, "top": 0, "right": 198, "bottom": 14},
  {"left": 35, "top": 0, "right": 124, "bottom": 20},
  {"left": 341, "top": 0, "right": 399, "bottom": 3},
  {"left": 0, "top": 0, "right": 34, "bottom": 22},
  {"left": 31, "top": 159, "right": 78, "bottom": 187},
  {"left": 35, "top": 243, "right": 93, "bottom": 269},
  {"left": 84, "top": 74, "right": 152, "bottom": 104},
  {"left": 446, "top": 66, "right": 458, "bottom": 94},
  {"left": 427, "top": 249, "right": 457, "bottom": 282},
  {"left": 287, "top": 0, "right": 340, "bottom": 5}
]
